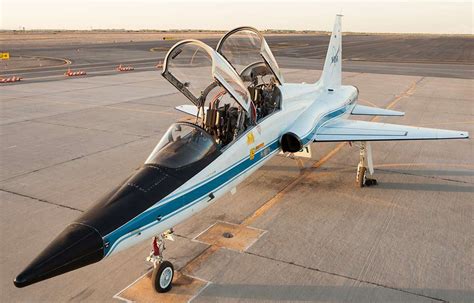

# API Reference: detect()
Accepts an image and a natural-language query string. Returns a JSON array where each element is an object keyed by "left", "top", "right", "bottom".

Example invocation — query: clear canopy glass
[
  {"left": 145, "top": 123, "right": 217, "bottom": 168},
  {"left": 216, "top": 27, "right": 284, "bottom": 85},
  {"left": 162, "top": 40, "right": 250, "bottom": 112}
]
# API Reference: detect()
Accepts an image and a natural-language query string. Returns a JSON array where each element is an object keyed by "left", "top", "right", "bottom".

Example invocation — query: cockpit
[
  {"left": 157, "top": 27, "right": 283, "bottom": 155},
  {"left": 217, "top": 27, "right": 283, "bottom": 122}
]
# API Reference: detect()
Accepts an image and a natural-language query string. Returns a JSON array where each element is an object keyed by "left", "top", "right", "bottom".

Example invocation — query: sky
[{"left": 0, "top": 0, "right": 472, "bottom": 34}]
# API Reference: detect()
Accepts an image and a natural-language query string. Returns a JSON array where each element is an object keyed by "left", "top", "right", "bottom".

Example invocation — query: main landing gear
[
  {"left": 355, "top": 141, "right": 377, "bottom": 188},
  {"left": 146, "top": 229, "right": 175, "bottom": 293}
]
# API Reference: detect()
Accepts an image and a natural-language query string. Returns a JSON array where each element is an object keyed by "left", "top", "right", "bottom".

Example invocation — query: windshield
[
  {"left": 217, "top": 27, "right": 284, "bottom": 84},
  {"left": 145, "top": 123, "right": 217, "bottom": 169}
]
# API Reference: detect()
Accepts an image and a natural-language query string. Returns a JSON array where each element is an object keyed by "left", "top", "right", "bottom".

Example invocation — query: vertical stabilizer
[{"left": 320, "top": 15, "right": 342, "bottom": 89}]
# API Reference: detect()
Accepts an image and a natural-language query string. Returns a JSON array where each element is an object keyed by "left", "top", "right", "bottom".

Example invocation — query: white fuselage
[{"left": 104, "top": 82, "right": 358, "bottom": 256}]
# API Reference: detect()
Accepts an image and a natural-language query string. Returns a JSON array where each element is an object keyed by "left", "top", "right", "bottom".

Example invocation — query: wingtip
[{"left": 455, "top": 131, "right": 469, "bottom": 139}]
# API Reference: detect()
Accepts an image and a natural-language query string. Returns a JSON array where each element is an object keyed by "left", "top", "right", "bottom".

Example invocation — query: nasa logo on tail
[{"left": 331, "top": 46, "right": 340, "bottom": 64}]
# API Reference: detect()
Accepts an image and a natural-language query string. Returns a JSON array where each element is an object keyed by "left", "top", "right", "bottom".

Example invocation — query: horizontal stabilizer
[
  {"left": 351, "top": 105, "right": 404, "bottom": 116},
  {"left": 313, "top": 119, "right": 469, "bottom": 142},
  {"left": 175, "top": 105, "right": 206, "bottom": 117}
]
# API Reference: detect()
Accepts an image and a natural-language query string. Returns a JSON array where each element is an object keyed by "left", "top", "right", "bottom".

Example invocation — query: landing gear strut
[
  {"left": 146, "top": 229, "right": 175, "bottom": 293},
  {"left": 355, "top": 141, "right": 377, "bottom": 187}
]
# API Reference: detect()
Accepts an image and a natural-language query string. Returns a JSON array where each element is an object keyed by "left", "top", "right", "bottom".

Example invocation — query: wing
[
  {"left": 175, "top": 105, "right": 207, "bottom": 117},
  {"left": 351, "top": 105, "right": 404, "bottom": 116},
  {"left": 313, "top": 119, "right": 469, "bottom": 142}
]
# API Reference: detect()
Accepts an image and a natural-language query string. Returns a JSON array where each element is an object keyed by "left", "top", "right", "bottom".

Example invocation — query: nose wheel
[
  {"left": 152, "top": 261, "right": 174, "bottom": 293},
  {"left": 146, "top": 229, "right": 175, "bottom": 293}
]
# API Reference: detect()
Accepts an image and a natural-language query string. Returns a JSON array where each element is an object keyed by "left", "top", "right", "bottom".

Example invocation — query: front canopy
[
  {"left": 162, "top": 39, "right": 250, "bottom": 113},
  {"left": 145, "top": 122, "right": 218, "bottom": 168},
  {"left": 216, "top": 27, "right": 284, "bottom": 85}
]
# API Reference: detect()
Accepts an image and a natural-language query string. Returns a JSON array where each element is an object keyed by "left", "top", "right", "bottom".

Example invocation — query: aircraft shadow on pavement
[
  {"left": 377, "top": 182, "right": 473, "bottom": 193},
  {"left": 382, "top": 168, "right": 474, "bottom": 177},
  {"left": 196, "top": 284, "right": 473, "bottom": 302}
]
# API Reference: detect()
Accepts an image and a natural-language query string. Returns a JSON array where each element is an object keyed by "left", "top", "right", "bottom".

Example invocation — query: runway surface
[
  {"left": 1, "top": 65, "right": 473, "bottom": 302},
  {"left": 1, "top": 33, "right": 473, "bottom": 81}
]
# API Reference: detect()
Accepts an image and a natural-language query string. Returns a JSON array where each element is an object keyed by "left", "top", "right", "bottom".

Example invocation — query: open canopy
[
  {"left": 216, "top": 27, "right": 284, "bottom": 85},
  {"left": 162, "top": 39, "right": 251, "bottom": 113}
]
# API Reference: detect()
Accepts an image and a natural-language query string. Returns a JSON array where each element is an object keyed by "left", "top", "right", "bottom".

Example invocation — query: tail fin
[{"left": 320, "top": 14, "right": 342, "bottom": 89}]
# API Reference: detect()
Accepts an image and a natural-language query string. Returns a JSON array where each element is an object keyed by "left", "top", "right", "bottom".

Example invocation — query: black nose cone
[{"left": 14, "top": 223, "right": 104, "bottom": 288}]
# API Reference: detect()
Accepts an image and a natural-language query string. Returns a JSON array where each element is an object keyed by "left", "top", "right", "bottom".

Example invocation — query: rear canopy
[
  {"left": 162, "top": 39, "right": 251, "bottom": 113},
  {"left": 216, "top": 27, "right": 284, "bottom": 85}
]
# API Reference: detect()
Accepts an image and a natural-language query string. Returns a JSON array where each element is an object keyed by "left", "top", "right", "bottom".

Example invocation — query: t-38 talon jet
[{"left": 14, "top": 15, "right": 468, "bottom": 293}]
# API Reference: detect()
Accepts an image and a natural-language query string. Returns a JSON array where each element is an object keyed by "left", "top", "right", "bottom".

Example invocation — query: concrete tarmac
[{"left": 0, "top": 67, "right": 473, "bottom": 302}]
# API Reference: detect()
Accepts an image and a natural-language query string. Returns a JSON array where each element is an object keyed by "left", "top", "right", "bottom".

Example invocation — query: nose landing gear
[
  {"left": 146, "top": 229, "right": 175, "bottom": 293},
  {"left": 355, "top": 141, "right": 377, "bottom": 187}
]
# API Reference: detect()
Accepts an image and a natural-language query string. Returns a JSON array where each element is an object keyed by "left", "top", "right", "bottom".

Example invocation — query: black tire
[
  {"left": 365, "top": 178, "right": 378, "bottom": 186},
  {"left": 357, "top": 166, "right": 366, "bottom": 188},
  {"left": 151, "top": 261, "right": 174, "bottom": 293}
]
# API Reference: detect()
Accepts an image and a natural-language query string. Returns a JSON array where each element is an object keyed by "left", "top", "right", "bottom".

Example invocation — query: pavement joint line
[
  {"left": 0, "top": 136, "right": 152, "bottom": 183},
  {"left": 128, "top": 92, "right": 181, "bottom": 104},
  {"left": 113, "top": 268, "right": 153, "bottom": 303},
  {"left": 30, "top": 120, "right": 151, "bottom": 138},
  {"left": 377, "top": 168, "right": 474, "bottom": 185},
  {"left": 334, "top": 191, "right": 405, "bottom": 209},
  {"left": 180, "top": 245, "right": 220, "bottom": 276},
  {"left": 1, "top": 91, "right": 176, "bottom": 127},
  {"left": 377, "top": 162, "right": 474, "bottom": 169},
  {"left": 356, "top": 191, "right": 396, "bottom": 282},
  {"left": 408, "top": 95, "right": 474, "bottom": 103},
  {"left": 0, "top": 188, "right": 84, "bottom": 212},
  {"left": 105, "top": 105, "right": 179, "bottom": 116},
  {"left": 418, "top": 120, "right": 474, "bottom": 127},
  {"left": 188, "top": 281, "right": 212, "bottom": 303},
  {"left": 322, "top": 161, "right": 474, "bottom": 185},
  {"left": 243, "top": 250, "right": 448, "bottom": 303},
  {"left": 0, "top": 75, "right": 168, "bottom": 100}
]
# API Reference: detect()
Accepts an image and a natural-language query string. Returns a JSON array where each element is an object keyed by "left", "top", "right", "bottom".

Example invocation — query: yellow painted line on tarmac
[
  {"left": 242, "top": 142, "right": 347, "bottom": 226},
  {"left": 372, "top": 78, "right": 422, "bottom": 122},
  {"left": 358, "top": 98, "right": 378, "bottom": 107},
  {"left": 149, "top": 47, "right": 170, "bottom": 52},
  {"left": 2, "top": 56, "right": 71, "bottom": 72}
]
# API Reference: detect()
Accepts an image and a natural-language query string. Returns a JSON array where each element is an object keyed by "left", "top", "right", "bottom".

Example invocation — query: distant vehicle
[{"left": 14, "top": 15, "right": 468, "bottom": 293}]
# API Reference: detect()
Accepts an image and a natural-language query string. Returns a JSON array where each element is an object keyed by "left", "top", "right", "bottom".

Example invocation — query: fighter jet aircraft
[{"left": 14, "top": 15, "right": 468, "bottom": 293}]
